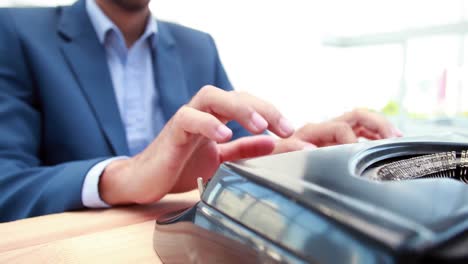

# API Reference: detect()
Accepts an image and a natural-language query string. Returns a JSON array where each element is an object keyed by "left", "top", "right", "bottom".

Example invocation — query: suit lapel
[
  {"left": 152, "top": 22, "right": 189, "bottom": 120},
  {"left": 57, "top": 0, "right": 129, "bottom": 156}
]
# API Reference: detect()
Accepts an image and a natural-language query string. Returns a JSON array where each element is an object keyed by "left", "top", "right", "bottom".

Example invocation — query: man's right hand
[{"left": 98, "top": 85, "right": 295, "bottom": 205}]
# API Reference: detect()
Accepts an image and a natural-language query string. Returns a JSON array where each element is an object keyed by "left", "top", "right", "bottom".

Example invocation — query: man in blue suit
[{"left": 0, "top": 0, "right": 401, "bottom": 222}]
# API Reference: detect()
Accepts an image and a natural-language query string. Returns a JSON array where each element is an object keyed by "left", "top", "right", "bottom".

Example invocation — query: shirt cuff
[{"left": 82, "top": 156, "right": 129, "bottom": 208}]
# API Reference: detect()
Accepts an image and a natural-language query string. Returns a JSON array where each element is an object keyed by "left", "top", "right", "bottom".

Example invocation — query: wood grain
[
  {"left": 0, "top": 190, "right": 199, "bottom": 261},
  {"left": 0, "top": 221, "right": 159, "bottom": 264}
]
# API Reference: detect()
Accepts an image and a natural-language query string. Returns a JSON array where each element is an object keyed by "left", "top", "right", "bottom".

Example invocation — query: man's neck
[{"left": 95, "top": 0, "right": 150, "bottom": 48}]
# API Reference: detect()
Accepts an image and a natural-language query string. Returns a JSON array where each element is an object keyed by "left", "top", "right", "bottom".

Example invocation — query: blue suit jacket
[{"left": 0, "top": 0, "right": 250, "bottom": 222}]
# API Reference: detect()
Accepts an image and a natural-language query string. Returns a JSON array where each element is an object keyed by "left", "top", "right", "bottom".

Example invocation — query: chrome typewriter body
[{"left": 154, "top": 134, "right": 468, "bottom": 263}]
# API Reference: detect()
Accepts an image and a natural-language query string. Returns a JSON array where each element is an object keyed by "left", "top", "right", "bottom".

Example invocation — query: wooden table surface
[{"left": 0, "top": 191, "right": 199, "bottom": 263}]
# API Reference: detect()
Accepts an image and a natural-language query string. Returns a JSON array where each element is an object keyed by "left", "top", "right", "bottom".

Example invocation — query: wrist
[{"left": 99, "top": 158, "right": 133, "bottom": 205}]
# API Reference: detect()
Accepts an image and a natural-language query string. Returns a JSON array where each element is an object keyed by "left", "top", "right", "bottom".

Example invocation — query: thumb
[{"left": 218, "top": 135, "right": 275, "bottom": 162}]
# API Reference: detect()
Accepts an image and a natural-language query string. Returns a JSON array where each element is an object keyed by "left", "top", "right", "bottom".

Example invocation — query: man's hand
[
  {"left": 99, "top": 86, "right": 295, "bottom": 205},
  {"left": 273, "top": 108, "right": 402, "bottom": 153}
]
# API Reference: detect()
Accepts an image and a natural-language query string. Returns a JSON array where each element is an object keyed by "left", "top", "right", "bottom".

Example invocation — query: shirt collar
[{"left": 85, "top": 0, "right": 158, "bottom": 45}]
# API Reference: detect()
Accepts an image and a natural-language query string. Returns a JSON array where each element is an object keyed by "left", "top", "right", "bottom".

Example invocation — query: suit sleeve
[
  {"left": 0, "top": 10, "right": 107, "bottom": 222},
  {"left": 207, "top": 35, "right": 253, "bottom": 140}
]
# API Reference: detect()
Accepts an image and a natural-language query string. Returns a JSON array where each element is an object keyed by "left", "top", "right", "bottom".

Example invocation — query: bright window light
[{"left": 4, "top": 0, "right": 468, "bottom": 134}]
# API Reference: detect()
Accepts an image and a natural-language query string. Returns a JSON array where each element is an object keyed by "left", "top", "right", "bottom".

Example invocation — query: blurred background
[{"left": 3, "top": 0, "right": 468, "bottom": 136}]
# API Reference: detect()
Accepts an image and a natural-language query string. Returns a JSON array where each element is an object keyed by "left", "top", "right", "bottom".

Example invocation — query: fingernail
[
  {"left": 216, "top": 125, "right": 232, "bottom": 140},
  {"left": 279, "top": 117, "right": 294, "bottom": 135},
  {"left": 250, "top": 112, "right": 268, "bottom": 132}
]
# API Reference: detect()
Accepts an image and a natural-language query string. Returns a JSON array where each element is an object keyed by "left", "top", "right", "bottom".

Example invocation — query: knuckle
[
  {"left": 296, "top": 123, "right": 315, "bottom": 135},
  {"left": 233, "top": 90, "right": 253, "bottom": 103},
  {"left": 174, "top": 105, "right": 190, "bottom": 125},
  {"left": 333, "top": 121, "right": 352, "bottom": 132},
  {"left": 191, "top": 85, "right": 219, "bottom": 108},
  {"left": 352, "top": 108, "right": 367, "bottom": 119},
  {"left": 198, "top": 85, "right": 217, "bottom": 97},
  {"left": 334, "top": 122, "right": 357, "bottom": 143},
  {"left": 233, "top": 90, "right": 248, "bottom": 97},
  {"left": 193, "top": 86, "right": 213, "bottom": 104},
  {"left": 229, "top": 91, "right": 252, "bottom": 116},
  {"left": 231, "top": 91, "right": 247, "bottom": 109},
  {"left": 302, "top": 123, "right": 316, "bottom": 130},
  {"left": 229, "top": 91, "right": 242, "bottom": 106}
]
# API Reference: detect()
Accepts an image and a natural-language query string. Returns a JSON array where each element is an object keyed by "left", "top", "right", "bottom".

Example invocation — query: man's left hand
[{"left": 273, "top": 108, "right": 402, "bottom": 154}]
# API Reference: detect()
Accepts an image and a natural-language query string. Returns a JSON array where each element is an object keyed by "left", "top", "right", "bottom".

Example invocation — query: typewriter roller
[{"left": 362, "top": 150, "right": 468, "bottom": 183}]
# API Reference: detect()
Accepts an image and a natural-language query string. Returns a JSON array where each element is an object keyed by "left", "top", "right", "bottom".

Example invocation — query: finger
[
  {"left": 272, "top": 138, "right": 317, "bottom": 154},
  {"left": 392, "top": 127, "right": 404, "bottom": 137},
  {"left": 189, "top": 86, "right": 294, "bottom": 137},
  {"left": 218, "top": 135, "right": 275, "bottom": 162},
  {"left": 189, "top": 86, "right": 268, "bottom": 134},
  {"left": 296, "top": 121, "right": 358, "bottom": 146},
  {"left": 354, "top": 126, "right": 382, "bottom": 140},
  {"left": 335, "top": 109, "right": 394, "bottom": 138},
  {"left": 236, "top": 91, "right": 295, "bottom": 137},
  {"left": 171, "top": 106, "right": 233, "bottom": 145}
]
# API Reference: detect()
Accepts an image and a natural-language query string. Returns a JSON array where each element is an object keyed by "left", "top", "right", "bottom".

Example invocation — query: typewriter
[{"left": 154, "top": 134, "right": 468, "bottom": 263}]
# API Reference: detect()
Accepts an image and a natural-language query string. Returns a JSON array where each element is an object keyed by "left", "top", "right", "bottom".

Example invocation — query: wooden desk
[{"left": 0, "top": 191, "right": 199, "bottom": 263}]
